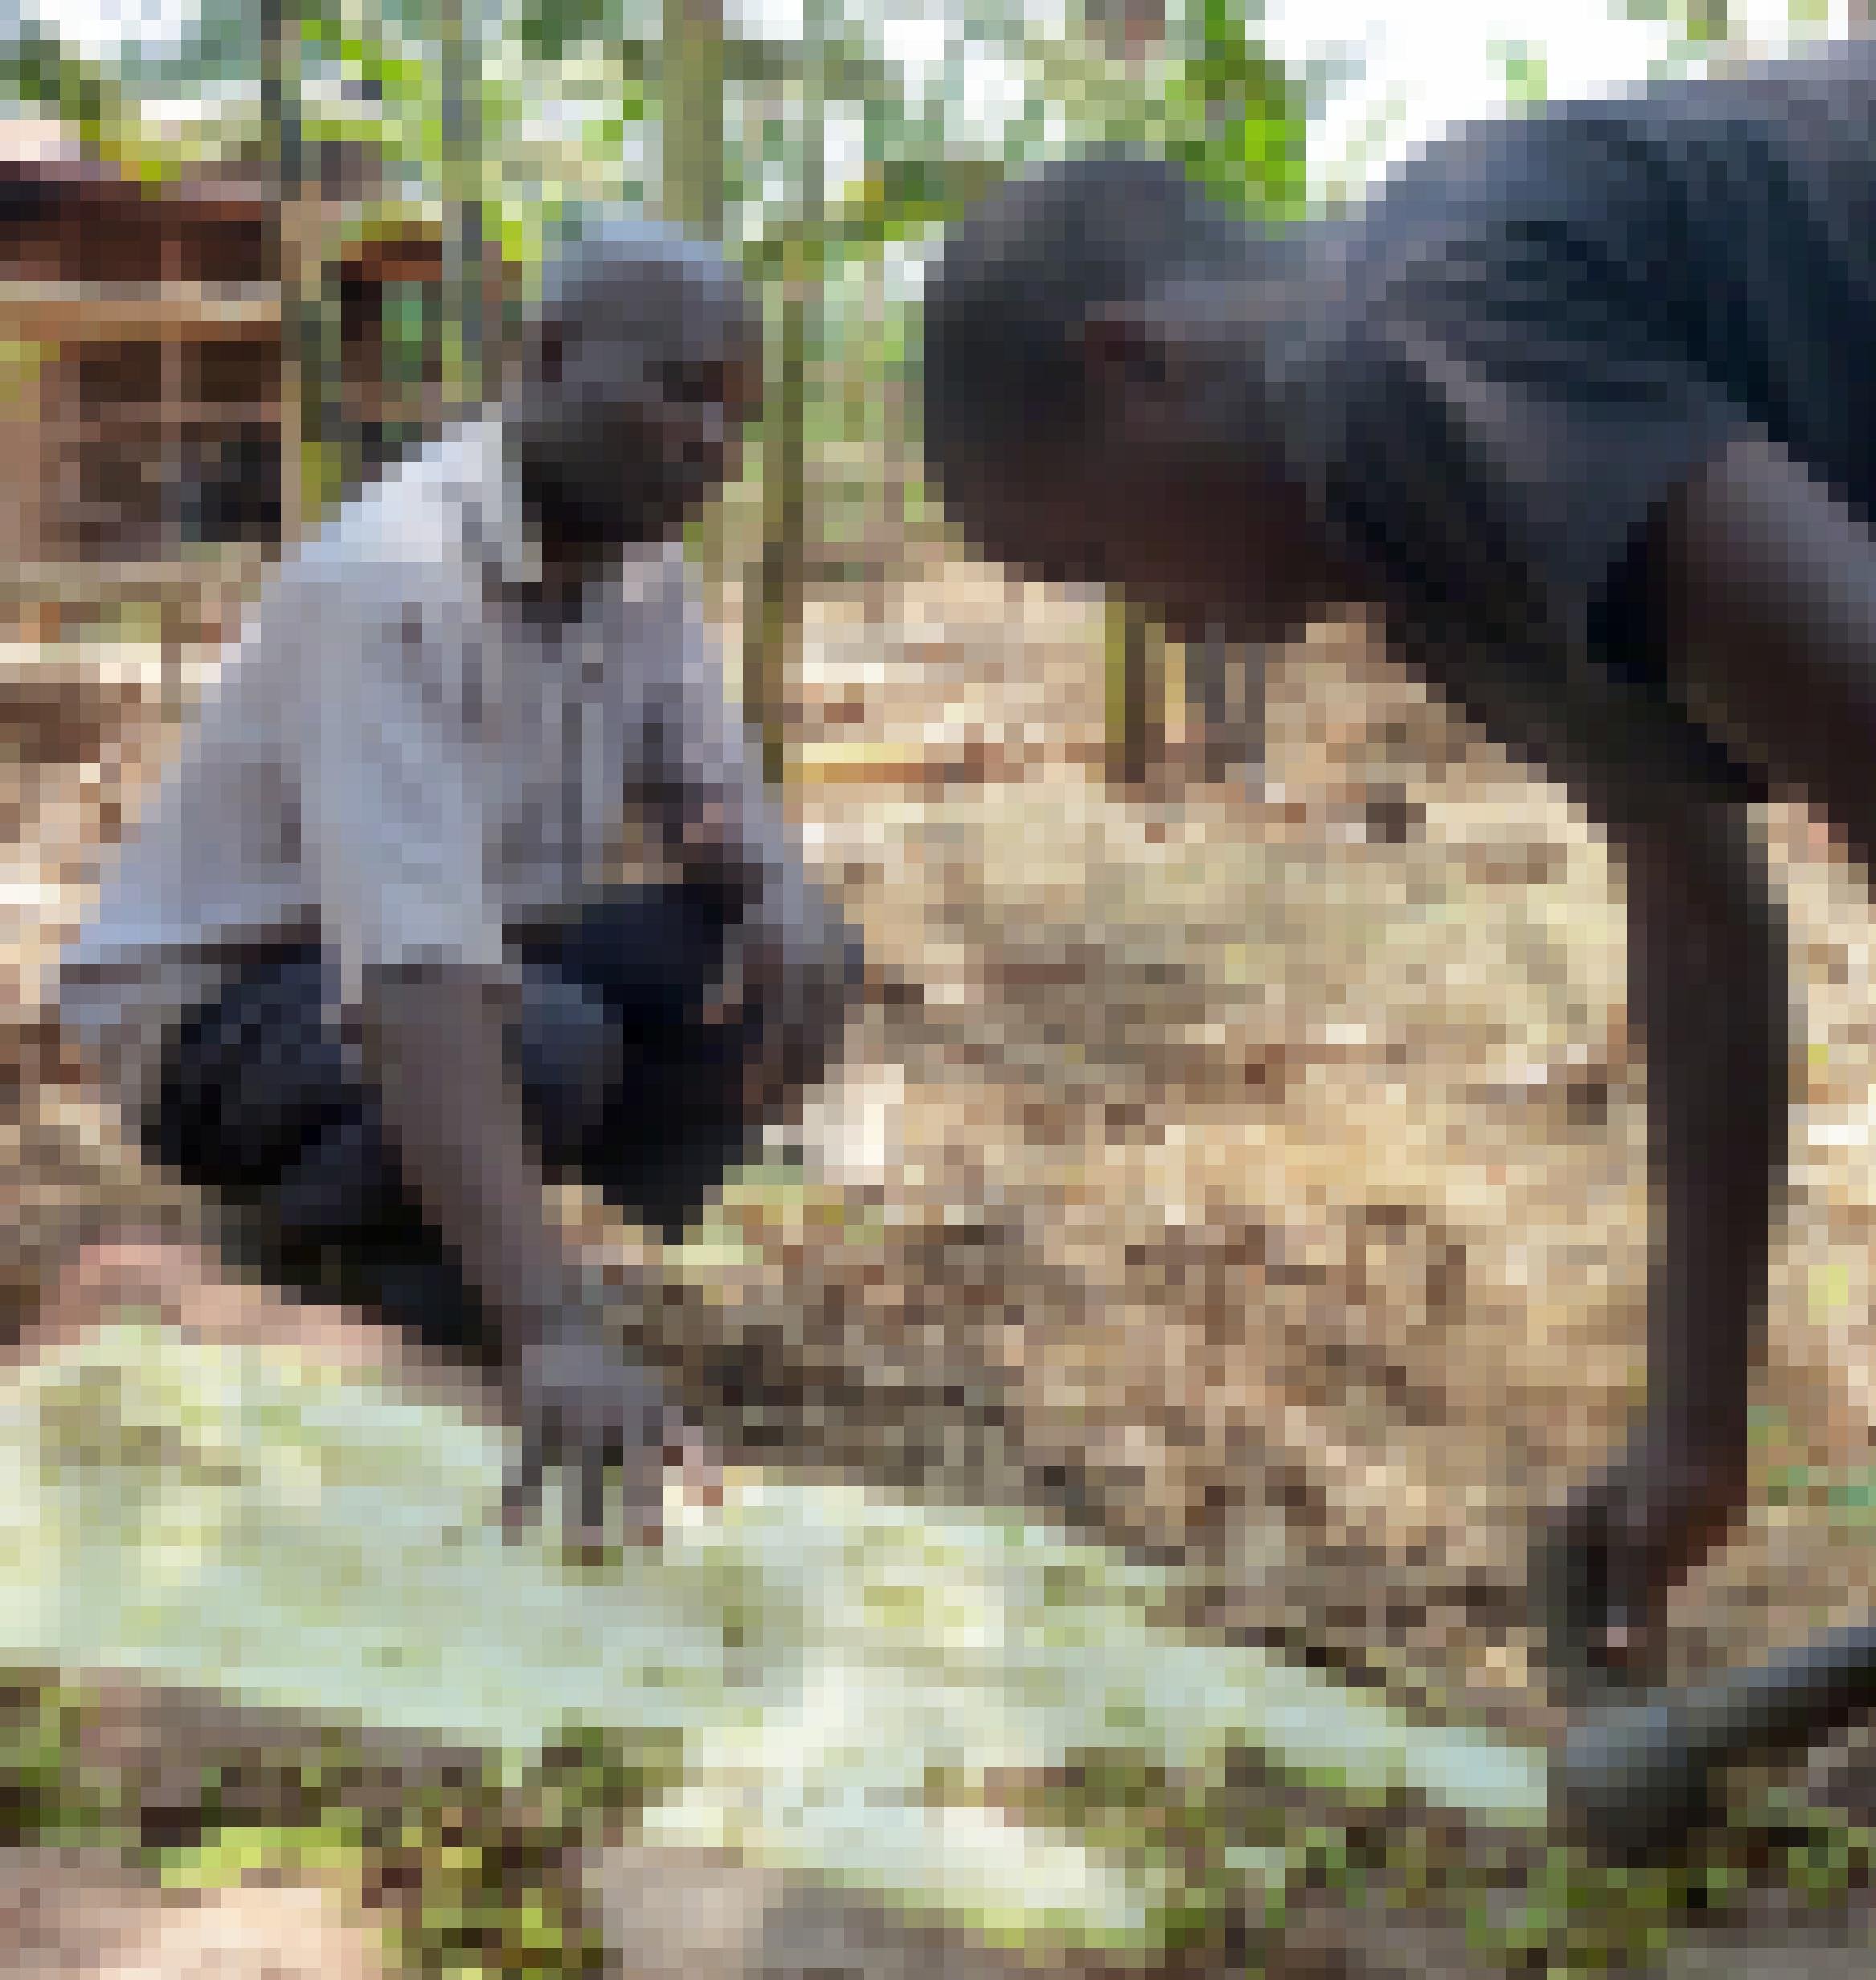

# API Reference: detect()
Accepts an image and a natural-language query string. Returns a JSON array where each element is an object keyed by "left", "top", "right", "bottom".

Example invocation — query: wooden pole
[
  {"left": 659, "top": 0, "right": 726, "bottom": 237},
  {"left": 743, "top": 238, "right": 813, "bottom": 789},
  {"left": 260, "top": 0, "right": 306, "bottom": 546},
  {"left": 1186, "top": 629, "right": 1267, "bottom": 789},
  {"left": 438, "top": 0, "right": 494, "bottom": 420},
  {"left": 1089, "top": 0, "right": 1170, "bottom": 790},
  {"left": 263, "top": 0, "right": 344, "bottom": 532},
  {"left": 741, "top": 18, "right": 824, "bottom": 789},
  {"left": 659, "top": 0, "right": 730, "bottom": 598},
  {"left": 1105, "top": 600, "right": 1162, "bottom": 790}
]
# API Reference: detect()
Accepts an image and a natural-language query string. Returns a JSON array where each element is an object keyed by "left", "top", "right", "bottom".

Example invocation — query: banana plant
[{"left": 0, "top": 23, "right": 143, "bottom": 168}]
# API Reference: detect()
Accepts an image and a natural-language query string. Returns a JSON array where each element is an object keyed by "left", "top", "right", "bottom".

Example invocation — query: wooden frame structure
[{"left": 0, "top": 120, "right": 508, "bottom": 641}]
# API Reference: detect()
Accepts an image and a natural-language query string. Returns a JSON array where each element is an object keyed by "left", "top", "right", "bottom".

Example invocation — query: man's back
[
  {"left": 1321, "top": 39, "right": 1876, "bottom": 512},
  {"left": 1246, "top": 36, "right": 1876, "bottom": 806}
]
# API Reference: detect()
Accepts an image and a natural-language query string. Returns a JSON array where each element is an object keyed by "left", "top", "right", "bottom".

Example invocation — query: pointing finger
[
  {"left": 572, "top": 1441, "right": 614, "bottom": 1553},
  {"left": 501, "top": 1435, "right": 549, "bottom": 1537}
]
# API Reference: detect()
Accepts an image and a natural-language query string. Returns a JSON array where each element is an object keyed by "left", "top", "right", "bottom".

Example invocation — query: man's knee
[
  {"left": 144, "top": 948, "right": 352, "bottom": 1184},
  {"left": 511, "top": 968, "right": 623, "bottom": 1156},
  {"left": 539, "top": 880, "right": 737, "bottom": 1025}
]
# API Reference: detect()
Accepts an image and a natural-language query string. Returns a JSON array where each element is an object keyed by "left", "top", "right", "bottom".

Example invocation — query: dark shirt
[{"left": 1260, "top": 38, "right": 1876, "bottom": 810}]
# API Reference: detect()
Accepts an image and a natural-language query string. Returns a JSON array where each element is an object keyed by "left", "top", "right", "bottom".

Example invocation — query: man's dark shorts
[{"left": 139, "top": 879, "right": 860, "bottom": 1361}]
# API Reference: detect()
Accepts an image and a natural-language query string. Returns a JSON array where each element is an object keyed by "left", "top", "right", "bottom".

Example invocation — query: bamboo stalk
[
  {"left": 659, "top": 0, "right": 726, "bottom": 238},
  {"left": 1105, "top": 599, "right": 1163, "bottom": 788}
]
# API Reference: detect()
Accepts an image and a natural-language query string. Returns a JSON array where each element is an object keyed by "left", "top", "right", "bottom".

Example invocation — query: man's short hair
[
  {"left": 920, "top": 149, "right": 1293, "bottom": 493},
  {"left": 529, "top": 207, "right": 757, "bottom": 345}
]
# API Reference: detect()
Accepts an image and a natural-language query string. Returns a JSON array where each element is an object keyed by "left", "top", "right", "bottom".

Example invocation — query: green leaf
[
  {"left": 517, "top": 0, "right": 616, "bottom": 61},
  {"left": 0, "top": 27, "right": 130, "bottom": 151},
  {"left": 1491, "top": 38, "right": 1549, "bottom": 108}
]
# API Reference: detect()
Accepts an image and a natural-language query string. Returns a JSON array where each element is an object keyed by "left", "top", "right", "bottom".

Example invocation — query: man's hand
[
  {"left": 1531, "top": 1423, "right": 1750, "bottom": 1699},
  {"left": 706, "top": 889, "right": 858, "bottom": 1117},
  {"left": 499, "top": 1304, "right": 708, "bottom": 1551}
]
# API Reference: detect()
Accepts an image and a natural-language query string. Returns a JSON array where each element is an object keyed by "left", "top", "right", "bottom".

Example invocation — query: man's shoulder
[
  {"left": 1339, "top": 101, "right": 1634, "bottom": 273},
  {"left": 313, "top": 431, "right": 483, "bottom": 572},
  {"left": 259, "top": 429, "right": 489, "bottom": 639}
]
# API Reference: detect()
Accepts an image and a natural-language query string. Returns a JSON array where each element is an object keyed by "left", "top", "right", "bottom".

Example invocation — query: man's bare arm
[
  {"left": 358, "top": 966, "right": 677, "bottom": 1543},
  {"left": 1532, "top": 431, "right": 1876, "bottom": 1688},
  {"left": 356, "top": 966, "right": 582, "bottom": 1355},
  {"left": 1621, "top": 435, "right": 1876, "bottom": 1457},
  {"left": 1644, "top": 431, "right": 1876, "bottom": 865}
]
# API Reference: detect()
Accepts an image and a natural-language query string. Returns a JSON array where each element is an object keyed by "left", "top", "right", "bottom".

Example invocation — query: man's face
[
  {"left": 934, "top": 281, "right": 1335, "bottom": 640},
  {"left": 513, "top": 266, "right": 762, "bottom": 550},
  {"left": 945, "top": 443, "right": 1320, "bottom": 648}
]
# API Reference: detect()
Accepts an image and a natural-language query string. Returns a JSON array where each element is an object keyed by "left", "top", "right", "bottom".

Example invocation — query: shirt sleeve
[
  {"left": 292, "top": 579, "right": 510, "bottom": 1006},
  {"left": 637, "top": 567, "right": 814, "bottom": 935}
]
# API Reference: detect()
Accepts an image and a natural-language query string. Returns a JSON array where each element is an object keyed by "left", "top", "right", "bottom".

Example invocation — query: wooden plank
[
  {"left": 0, "top": 281, "right": 281, "bottom": 341},
  {"left": 48, "top": 398, "right": 284, "bottom": 423},
  {"left": 795, "top": 743, "right": 957, "bottom": 792},
  {"left": 791, "top": 738, "right": 1066, "bottom": 792},
  {"left": 0, "top": 553, "right": 265, "bottom": 600}
]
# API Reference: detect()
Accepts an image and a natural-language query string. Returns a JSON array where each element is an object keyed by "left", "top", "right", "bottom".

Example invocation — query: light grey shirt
[{"left": 55, "top": 417, "right": 803, "bottom": 1121}]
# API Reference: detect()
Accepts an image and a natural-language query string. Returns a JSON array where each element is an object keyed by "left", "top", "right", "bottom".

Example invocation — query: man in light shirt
[{"left": 55, "top": 216, "right": 859, "bottom": 1548}]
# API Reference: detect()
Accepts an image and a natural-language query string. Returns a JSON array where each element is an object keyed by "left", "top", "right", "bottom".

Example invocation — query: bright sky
[
  {"left": 25, "top": 0, "right": 1873, "bottom": 197},
  {"left": 1262, "top": 0, "right": 1861, "bottom": 194}
]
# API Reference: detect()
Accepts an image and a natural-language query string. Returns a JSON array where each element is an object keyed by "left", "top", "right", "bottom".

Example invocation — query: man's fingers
[
  {"left": 1529, "top": 1453, "right": 1731, "bottom": 1697},
  {"left": 502, "top": 1387, "right": 693, "bottom": 1552},
  {"left": 501, "top": 1435, "right": 549, "bottom": 1536},
  {"left": 573, "top": 1441, "right": 615, "bottom": 1552},
  {"left": 566, "top": 1415, "right": 672, "bottom": 1550},
  {"left": 623, "top": 1447, "right": 668, "bottom": 1546},
  {"left": 1529, "top": 1498, "right": 1605, "bottom": 1690},
  {"left": 1530, "top": 1489, "right": 1655, "bottom": 1700},
  {"left": 674, "top": 1419, "right": 724, "bottom": 1506},
  {"left": 1593, "top": 1543, "right": 1666, "bottom": 1682}
]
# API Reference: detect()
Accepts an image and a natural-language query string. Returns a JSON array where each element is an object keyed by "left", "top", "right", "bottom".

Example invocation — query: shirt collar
[{"left": 460, "top": 416, "right": 546, "bottom": 596}]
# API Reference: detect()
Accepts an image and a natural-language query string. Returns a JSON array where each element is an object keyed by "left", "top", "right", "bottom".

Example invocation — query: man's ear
[{"left": 1077, "top": 301, "right": 1179, "bottom": 398}]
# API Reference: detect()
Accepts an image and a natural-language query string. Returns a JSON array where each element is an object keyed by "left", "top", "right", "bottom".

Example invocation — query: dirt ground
[
  {"left": 11, "top": 546, "right": 1876, "bottom": 1972},
  {"left": 3, "top": 1847, "right": 389, "bottom": 1980}
]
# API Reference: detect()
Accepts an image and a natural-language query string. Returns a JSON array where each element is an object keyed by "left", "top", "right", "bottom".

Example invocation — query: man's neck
[{"left": 532, "top": 533, "right": 619, "bottom": 618}]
